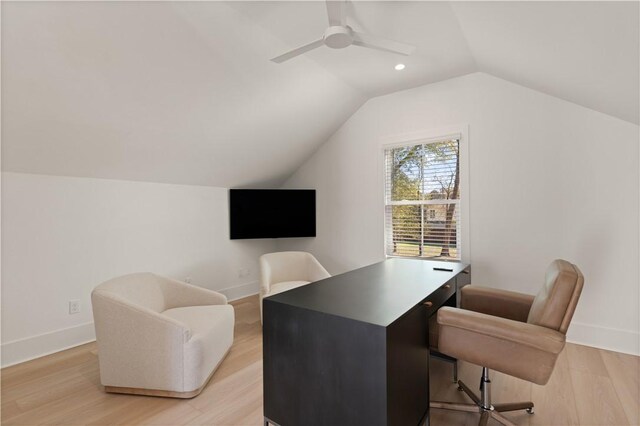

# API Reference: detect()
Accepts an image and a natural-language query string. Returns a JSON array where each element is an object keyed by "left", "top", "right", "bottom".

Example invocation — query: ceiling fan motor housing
[{"left": 324, "top": 26, "right": 353, "bottom": 49}]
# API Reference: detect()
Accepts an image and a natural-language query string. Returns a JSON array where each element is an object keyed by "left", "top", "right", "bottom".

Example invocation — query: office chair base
[{"left": 430, "top": 368, "right": 534, "bottom": 426}]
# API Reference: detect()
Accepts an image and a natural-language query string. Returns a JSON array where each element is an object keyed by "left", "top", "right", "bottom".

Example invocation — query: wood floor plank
[
  {"left": 138, "top": 402, "right": 204, "bottom": 426},
  {"left": 1, "top": 295, "right": 638, "bottom": 426},
  {"left": 3, "top": 384, "right": 108, "bottom": 425},
  {"left": 566, "top": 343, "right": 610, "bottom": 377},
  {"left": 530, "top": 350, "right": 580, "bottom": 426},
  {"left": 600, "top": 349, "right": 640, "bottom": 426},
  {"left": 570, "top": 368, "right": 630, "bottom": 425},
  {"left": 83, "top": 397, "right": 183, "bottom": 426},
  {"left": 0, "top": 400, "right": 23, "bottom": 421},
  {"left": 14, "top": 373, "right": 95, "bottom": 412},
  {"left": 188, "top": 361, "right": 262, "bottom": 413},
  {"left": 193, "top": 380, "right": 262, "bottom": 426}
]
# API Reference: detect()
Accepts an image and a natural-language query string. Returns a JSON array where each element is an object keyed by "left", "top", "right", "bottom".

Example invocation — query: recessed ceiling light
[{"left": 394, "top": 63, "right": 406, "bottom": 71}]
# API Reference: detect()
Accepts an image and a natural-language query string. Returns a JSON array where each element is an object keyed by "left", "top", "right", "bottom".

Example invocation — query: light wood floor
[{"left": 2, "top": 295, "right": 638, "bottom": 425}]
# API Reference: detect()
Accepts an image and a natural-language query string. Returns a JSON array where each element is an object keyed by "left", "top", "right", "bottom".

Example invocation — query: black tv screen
[{"left": 229, "top": 189, "right": 316, "bottom": 239}]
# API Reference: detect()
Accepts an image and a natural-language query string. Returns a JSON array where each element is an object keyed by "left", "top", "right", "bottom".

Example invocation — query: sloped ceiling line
[{"left": 1, "top": 1, "right": 637, "bottom": 190}]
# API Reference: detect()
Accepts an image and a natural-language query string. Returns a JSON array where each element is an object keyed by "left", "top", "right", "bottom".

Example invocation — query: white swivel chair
[
  {"left": 259, "top": 251, "right": 330, "bottom": 321},
  {"left": 91, "top": 273, "right": 234, "bottom": 398}
]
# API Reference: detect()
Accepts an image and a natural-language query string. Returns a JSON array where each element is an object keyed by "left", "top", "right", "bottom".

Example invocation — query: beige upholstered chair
[
  {"left": 259, "top": 251, "right": 330, "bottom": 321},
  {"left": 91, "top": 273, "right": 234, "bottom": 398},
  {"left": 431, "top": 259, "right": 584, "bottom": 426}
]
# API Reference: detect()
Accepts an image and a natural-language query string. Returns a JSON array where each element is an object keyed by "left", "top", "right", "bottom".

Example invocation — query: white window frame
[{"left": 380, "top": 125, "right": 470, "bottom": 263}]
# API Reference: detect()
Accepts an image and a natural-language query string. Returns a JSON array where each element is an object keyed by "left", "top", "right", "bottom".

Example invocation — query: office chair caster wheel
[
  {"left": 457, "top": 386, "right": 463, "bottom": 392},
  {"left": 526, "top": 407, "right": 534, "bottom": 414}
]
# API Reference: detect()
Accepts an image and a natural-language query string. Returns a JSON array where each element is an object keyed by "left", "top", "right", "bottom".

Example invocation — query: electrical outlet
[
  {"left": 69, "top": 300, "right": 80, "bottom": 315},
  {"left": 184, "top": 277, "right": 192, "bottom": 284},
  {"left": 238, "top": 267, "right": 250, "bottom": 278}
]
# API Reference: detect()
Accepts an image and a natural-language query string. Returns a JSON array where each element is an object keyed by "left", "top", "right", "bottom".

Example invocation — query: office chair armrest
[
  {"left": 461, "top": 286, "right": 535, "bottom": 322},
  {"left": 436, "top": 307, "right": 565, "bottom": 385},
  {"left": 438, "top": 307, "right": 564, "bottom": 353}
]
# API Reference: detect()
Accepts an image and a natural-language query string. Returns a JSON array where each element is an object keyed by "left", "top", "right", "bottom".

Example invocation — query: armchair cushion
[
  {"left": 163, "top": 305, "right": 234, "bottom": 392},
  {"left": 260, "top": 251, "right": 330, "bottom": 295},
  {"left": 461, "top": 286, "right": 535, "bottom": 322},
  {"left": 259, "top": 252, "right": 330, "bottom": 321},
  {"left": 269, "top": 280, "right": 311, "bottom": 297},
  {"left": 437, "top": 307, "right": 565, "bottom": 385}
]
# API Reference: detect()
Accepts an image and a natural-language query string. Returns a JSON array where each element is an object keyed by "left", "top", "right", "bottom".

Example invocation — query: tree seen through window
[{"left": 384, "top": 139, "right": 460, "bottom": 260}]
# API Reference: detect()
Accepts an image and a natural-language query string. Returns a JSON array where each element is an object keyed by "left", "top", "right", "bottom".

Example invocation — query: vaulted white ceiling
[
  {"left": 451, "top": 1, "right": 639, "bottom": 125},
  {"left": 2, "top": 1, "right": 638, "bottom": 187}
]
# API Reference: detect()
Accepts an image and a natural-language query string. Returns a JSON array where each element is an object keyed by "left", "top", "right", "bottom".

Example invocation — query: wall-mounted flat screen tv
[{"left": 229, "top": 189, "right": 316, "bottom": 239}]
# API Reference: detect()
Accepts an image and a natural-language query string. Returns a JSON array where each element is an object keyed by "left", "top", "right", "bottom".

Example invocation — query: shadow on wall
[
  {"left": 170, "top": 259, "right": 232, "bottom": 290},
  {"left": 571, "top": 223, "right": 612, "bottom": 319},
  {"left": 169, "top": 240, "right": 276, "bottom": 294}
]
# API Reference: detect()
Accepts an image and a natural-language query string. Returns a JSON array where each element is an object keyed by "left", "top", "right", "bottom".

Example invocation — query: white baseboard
[
  {"left": 218, "top": 280, "right": 259, "bottom": 302},
  {"left": 1, "top": 322, "right": 96, "bottom": 368},
  {"left": 3, "top": 295, "right": 635, "bottom": 369},
  {"left": 567, "top": 321, "right": 639, "bottom": 356}
]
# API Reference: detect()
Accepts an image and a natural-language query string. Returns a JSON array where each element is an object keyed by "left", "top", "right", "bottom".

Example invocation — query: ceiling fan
[{"left": 271, "top": 0, "right": 416, "bottom": 63}]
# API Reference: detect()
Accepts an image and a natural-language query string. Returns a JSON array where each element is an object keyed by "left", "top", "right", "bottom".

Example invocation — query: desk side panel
[
  {"left": 387, "top": 304, "right": 429, "bottom": 426},
  {"left": 264, "top": 300, "right": 387, "bottom": 426},
  {"left": 456, "top": 265, "right": 472, "bottom": 306}
]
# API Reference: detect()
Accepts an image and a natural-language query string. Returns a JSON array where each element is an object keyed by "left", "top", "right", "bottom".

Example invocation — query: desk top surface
[{"left": 264, "top": 258, "right": 469, "bottom": 327}]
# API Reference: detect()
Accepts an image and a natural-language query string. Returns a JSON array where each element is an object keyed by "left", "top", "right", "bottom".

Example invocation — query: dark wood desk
[{"left": 263, "top": 258, "right": 471, "bottom": 426}]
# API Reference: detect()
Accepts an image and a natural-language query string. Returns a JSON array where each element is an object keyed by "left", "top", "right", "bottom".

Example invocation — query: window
[{"left": 384, "top": 138, "right": 461, "bottom": 260}]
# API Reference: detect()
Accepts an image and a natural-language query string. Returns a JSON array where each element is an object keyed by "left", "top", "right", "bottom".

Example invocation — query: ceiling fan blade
[
  {"left": 352, "top": 31, "right": 416, "bottom": 56},
  {"left": 271, "top": 39, "right": 325, "bottom": 63},
  {"left": 326, "top": 0, "right": 346, "bottom": 26}
]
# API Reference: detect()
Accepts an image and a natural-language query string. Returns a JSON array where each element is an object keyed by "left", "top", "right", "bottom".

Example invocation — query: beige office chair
[{"left": 431, "top": 259, "right": 584, "bottom": 426}]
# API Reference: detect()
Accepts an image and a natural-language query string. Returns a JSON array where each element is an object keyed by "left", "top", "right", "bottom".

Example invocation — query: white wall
[
  {"left": 280, "top": 73, "right": 640, "bottom": 355},
  {"left": 1, "top": 172, "right": 275, "bottom": 366}
]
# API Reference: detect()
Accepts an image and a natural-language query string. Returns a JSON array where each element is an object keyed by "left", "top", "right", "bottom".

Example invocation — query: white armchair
[
  {"left": 259, "top": 251, "right": 330, "bottom": 321},
  {"left": 91, "top": 273, "right": 234, "bottom": 398}
]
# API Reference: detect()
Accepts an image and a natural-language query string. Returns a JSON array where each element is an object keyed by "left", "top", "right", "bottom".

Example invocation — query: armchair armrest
[
  {"left": 162, "top": 277, "right": 228, "bottom": 309},
  {"left": 260, "top": 259, "right": 272, "bottom": 296},
  {"left": 307, "top": 256, "right": 331, "bottom": 282},
  {"left": 91, "top": 291, "right": 193, "bottom": 390},
  {"left": 461, "top": 285, "right": 535, "bottom": 322},
  {"left": 92, "top": 291, "right": 191, "bottom": 339},
  {"left": 436, "top": 307, "right": 565, "bottom": 385}
]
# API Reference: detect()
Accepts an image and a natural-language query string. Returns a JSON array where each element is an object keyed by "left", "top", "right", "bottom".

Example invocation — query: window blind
[{"left": 384, "top": 139, "right": 461, "bottom": 260}]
